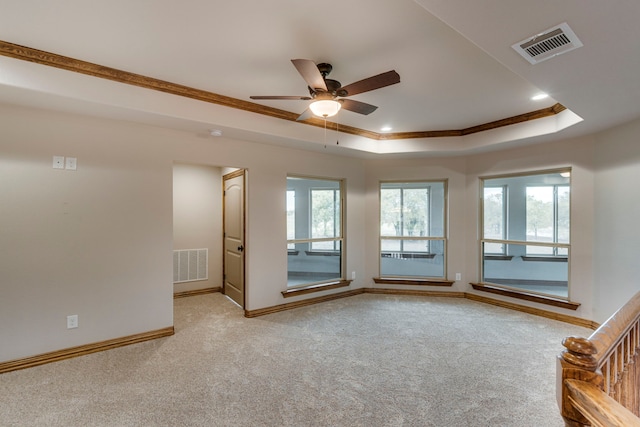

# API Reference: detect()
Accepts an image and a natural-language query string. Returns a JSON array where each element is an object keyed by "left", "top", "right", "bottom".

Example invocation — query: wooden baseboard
[
  {"left": 245, "top": 289, "right": 365, "bottom": 317},
  {"left": 245, "top": 286, "right": 597, "bottom": 330},
  {"left": 372, "top": 278, "right": 455, "bottom": 286},
  {"left": 365, "top": 287, "right": 465, "bottom": 298},
  {"left": 2, "top": 288, "right": 597, "bottom": 374},
  {"left": 281, "top": 281, "right": 351, "bottom": 298},
  {"left": 246, "top": 288, "right": 466, "bottom": 317},
  {"left": 0, "top": 327, "right": 174, "bottom": 374},
  {"left": 470, "top": 282, "right": 580, "bottom": 310},
  {"left": 174, "top": 287, "right": 222, "bottom": 299},
  {"left": 464, "top": 292, "right": 598, "bottom": 329}
]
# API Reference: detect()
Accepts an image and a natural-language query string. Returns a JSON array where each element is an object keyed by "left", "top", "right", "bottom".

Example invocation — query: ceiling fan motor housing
[
  {"left": 316, "top": 63, "right": 333, "bottom": 77},
  {"left": 250, "top": 58, "right": 399, "bottom": 117},
  {"left": 309, "top": 78, "right": 346, "bottom": 99}
]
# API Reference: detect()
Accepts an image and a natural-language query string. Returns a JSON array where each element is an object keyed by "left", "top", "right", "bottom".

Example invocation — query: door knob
[{"left": 237, "top": 245, "right": 244, "bottom": 252}]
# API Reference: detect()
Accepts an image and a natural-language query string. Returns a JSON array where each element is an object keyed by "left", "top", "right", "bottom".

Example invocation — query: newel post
[{"left": 557, "top": 336, "right": 603, "bottom": 426}]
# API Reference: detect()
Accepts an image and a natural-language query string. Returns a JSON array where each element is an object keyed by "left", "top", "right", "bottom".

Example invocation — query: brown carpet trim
[
  {"left": 373, "top": 277, "right": 454, "bottom": 286},
  {"left": 2, "top": 288, "right": 596, "bottom": 374},
  {"left": 245, "top": 289, "right": 365, "bottom": 317},
  {"left": 0, "top": 39, "right": 566, "bottom": 141},
  {"left": 366, "top": 288, "right": 465, "bottom": 298},
  {"left": 465, "top": 293, "right": 598, "bottom": 330},
  {"left": 470, "top": 282, "right": 580, "bottom": 310},
  {"left": 0, "top": 327, "right": 175, "bottom": 374},
  {"left": 249, "top": 286, "right": 596, "bottom": 329},
  {"left": 281, "top": 280, "right": 352, "bottom": 298},
  {"left": 174, "top": 287, "right": 222, "bottom": 299}
]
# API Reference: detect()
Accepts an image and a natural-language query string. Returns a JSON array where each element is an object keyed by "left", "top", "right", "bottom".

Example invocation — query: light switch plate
[
  {"left": 65, "top": 157, "right": 77, "bottom": 170},
  {"left": 67, "top": 314, "right": 78, "bottom": 329}
]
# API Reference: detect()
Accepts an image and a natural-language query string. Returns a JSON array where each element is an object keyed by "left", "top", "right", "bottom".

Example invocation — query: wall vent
[
  {"left": 512, "top": 22, "right": 583, "bottom": 64},
  {"left": 173, "top": 248, "right": 208, "bottom": 283}
]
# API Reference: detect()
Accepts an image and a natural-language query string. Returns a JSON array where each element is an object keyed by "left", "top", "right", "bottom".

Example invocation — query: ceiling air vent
[{"left": 512, "top": 22, "right": 583, "bottom": 65}]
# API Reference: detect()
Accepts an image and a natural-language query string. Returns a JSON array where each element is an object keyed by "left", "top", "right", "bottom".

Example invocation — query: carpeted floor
[{"left": 0, "top": 293, "right": 591, "bottom": 426}]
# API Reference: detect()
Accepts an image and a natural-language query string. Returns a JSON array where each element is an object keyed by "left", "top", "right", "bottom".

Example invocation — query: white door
[{"left": 223, "top": 170, "right": 245, "bottom": 307}]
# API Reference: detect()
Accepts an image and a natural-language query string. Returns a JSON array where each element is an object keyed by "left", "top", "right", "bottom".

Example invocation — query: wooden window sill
[
  {"left": 470, "top": 282, "right": 580, "bottom": 310},
  {"left": 483, "top": 255, "right": 514, "bottom": 261},
  {"left": 282, "top": 280, "right": 352, "bottom": 298},
  {"left": 521, "top": 256, "right": 568, "bottom": 262},
  {"left": 381, "top": 252, "right": 437, "bottom": 259},
  {"left": 304, "top": 251, "right": 340, "bottom": 256},
  {"left": 373, "top": 277, "right": 454, "bottom": 286}
]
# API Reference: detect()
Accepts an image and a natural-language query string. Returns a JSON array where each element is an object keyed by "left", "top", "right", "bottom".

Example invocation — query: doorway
[{"left": 223, "top": 169, "right": 246, "bottom": 307}]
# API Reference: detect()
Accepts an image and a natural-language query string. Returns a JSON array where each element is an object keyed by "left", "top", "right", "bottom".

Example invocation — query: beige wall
[
  {"left": 173, "top": 163, "right": 223, "bottom": 294},
  {"left": 463, "top": 137, "right": 597, "bottom": 320},
  {"left": 1, "top": 100, "right": 639, "bottom": 363},
  {"left": 364, "top": 136, "right": 598, "bottom": 321},
  {"left": 0, "top": 105, "right": 174, "bottom": 362},
  {"left": 364, "top": 156, "right": 468, "bottom": 289},
  {"left": 593, "top": 119, "right": 640, "bottom": 322},
  {"left": 0, "top": 103, "right": 368, "bottom": 362}
]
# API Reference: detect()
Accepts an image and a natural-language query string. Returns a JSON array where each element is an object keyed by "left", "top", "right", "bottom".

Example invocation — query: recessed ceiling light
[
  {"left": 381, "top": 126, "right": 393, "bottom": 132},
  {"left": 531, "top": 93, "right": 549, "bottom": 101}
]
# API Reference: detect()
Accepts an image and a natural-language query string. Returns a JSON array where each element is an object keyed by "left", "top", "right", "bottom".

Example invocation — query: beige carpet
[{"left": 0, "top": 293, "right": 590, "bottom": 426}]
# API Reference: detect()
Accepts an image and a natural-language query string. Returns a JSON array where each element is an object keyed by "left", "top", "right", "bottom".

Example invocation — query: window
[
  {"left": 286, "top": 190, "right": 295, "bottom": 250},
  {"left": 286, "top": 176, "right": 344, "bottom": 288},
  {"left": 526, "top": 185, "right": 570, "bottom": 255},
  {"left": 379, "top": 181, "right": 446, "bottom": 278},
  {"left": 481, "top": 170, "right": 571, "bottom": 299},
  {"left": 311, "top": 188, "right": 340, "bottom": 250},
  {"left": 483, "top": 186, "right": 506, "bottom": 254}
]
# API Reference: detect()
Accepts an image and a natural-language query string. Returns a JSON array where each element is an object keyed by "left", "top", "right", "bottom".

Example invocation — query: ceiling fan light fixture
[{"left": 309, "top": 99, "right": 341, "bottom": 118}]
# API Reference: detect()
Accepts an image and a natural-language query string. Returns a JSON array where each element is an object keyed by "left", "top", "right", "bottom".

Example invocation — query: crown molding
[{"left": 0, "top": 40, "right": 565, "bottom": 141}]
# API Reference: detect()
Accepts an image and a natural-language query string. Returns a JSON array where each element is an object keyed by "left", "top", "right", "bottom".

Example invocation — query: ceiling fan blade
[
  {"left": 296, "top": 108, "right": 313, "bottom": 121},
  {"left": 340, "top": 70, "right": 400, "bottom": 97},
  {"left": 250, "top": 96, "right": 312, "bottom": 100},
  {"left": 339, "top": 99, "right": 378, "bottom": 115},
  {"left": 291, "top": 59, "right": 327, "bottom": 92}
]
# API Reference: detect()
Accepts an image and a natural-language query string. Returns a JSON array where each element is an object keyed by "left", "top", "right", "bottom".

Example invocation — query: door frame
[{"left": 222, "top": 168, "right": 246, "bottom": 308}]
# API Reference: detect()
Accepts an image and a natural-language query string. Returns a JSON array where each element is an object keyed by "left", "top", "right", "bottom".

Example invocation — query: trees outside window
[
  {"left": 481, "top": 170, "right": 571, "bottom": 299},
  {"left": 379, "top": 181, "right": 446, "bottom": 278},
  {"left": 483, "top": 186, "right": 506, "bottom": 254},
  {"left": 526, "top": 185, "right": 570, "bottom": 255},
  {"left": 286, "top": 176, "right": 344, "bottom": 287},
  {"left": 311, "top": 189, "right": 340, "bottom": 250}
]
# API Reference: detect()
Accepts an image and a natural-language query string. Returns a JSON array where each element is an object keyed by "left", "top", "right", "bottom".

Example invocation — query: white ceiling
[{"left": 1, "top": 0, "right": 639, "bottom": 157}]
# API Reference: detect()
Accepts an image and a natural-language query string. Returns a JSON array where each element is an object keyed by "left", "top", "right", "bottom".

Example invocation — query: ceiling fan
[{"left": 250, "top": 59, "right": 400, "bottom": 120}]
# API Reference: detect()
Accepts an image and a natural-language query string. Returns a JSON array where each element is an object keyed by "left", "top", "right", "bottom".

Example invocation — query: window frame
[
  {"left": 479, "top": 168, "right": 572, "bottom": 301},
  {"left": 309, "top": 187, "right": 341, "bottom": 252},
  {"left": 286, "top": 175, "right": 346, "bottom": 289},
  {"left": 378, "top": 179, "right": 448, "bottom": 280},
  {"left": 482, "top": 185, "right": 508, "bottom": 256},
  {"left": 525, "top": 184, "right": 570, "bottom": 256}
]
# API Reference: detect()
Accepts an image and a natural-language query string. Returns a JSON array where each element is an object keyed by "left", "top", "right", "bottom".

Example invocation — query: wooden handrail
[
  {"left": 589, "top": 292, "right": 640, "bottom": 366},
  {"left": 564, "top": 380, "right": 640, "bottom": 427},
  {"left": 557, "top": 291, "right": 640, "bottom": 426}
]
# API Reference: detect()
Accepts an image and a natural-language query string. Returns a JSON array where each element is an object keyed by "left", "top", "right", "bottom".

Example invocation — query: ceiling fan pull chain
[{"left": 324, "top": 117, "right": 327, "bottom": 148}]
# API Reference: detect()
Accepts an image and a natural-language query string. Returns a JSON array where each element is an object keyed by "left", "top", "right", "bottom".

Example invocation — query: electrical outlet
[
  {"left": 53, "top": 156, "right": 65, "bottom": 169},
  {"left": 67, "top": 314, "right": 78, "bottom": 329},
  {"left": 351, "top": 271, "right": 356, "bottom": 280},
  {"left": 455, "top": 273, "right": 462, "bottom": 281}
]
